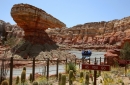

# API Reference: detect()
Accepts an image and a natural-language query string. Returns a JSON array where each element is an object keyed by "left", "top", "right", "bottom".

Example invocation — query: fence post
[
  {"left": 89, "top": 58, "right": 90, "bottom": 64},
  {"left": 99, "top": 57, "right": 101, "bottom": 76},
  {"left": 32, "top": 57, "right": 35, "bottom": 81},
  {"left": 104, "top": 57, "right": 106, "bottom": 65},
  {"left": 66, "top": 58, "right": 67, "bottom": 73},
  {"left": 56, "top": 58, "right": 59, "bottom": 79},
  {"left": 47, "top": 58, "right": 49, "bottom": 81},
  {"left": 94, "top": 57, "right": 97, "bottom": 85},
  {"left": 9, "top": 57, "right": 13, "bottom": 85}
]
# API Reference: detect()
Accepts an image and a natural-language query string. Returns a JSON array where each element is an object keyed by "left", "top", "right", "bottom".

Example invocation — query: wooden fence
[{"left": 0, "top": 57, "right": 108, "bottom": 85}]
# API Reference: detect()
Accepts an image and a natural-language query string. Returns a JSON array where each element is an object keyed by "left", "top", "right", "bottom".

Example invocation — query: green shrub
[
  {"left": 66, "top": 62, "right": 76, "bottom": 73},
  {"left": 33, "top": 81, "right": 38, "bottom": 85},
  {"left": 1, "top": 80, "right": 9, "bottom": 85}
]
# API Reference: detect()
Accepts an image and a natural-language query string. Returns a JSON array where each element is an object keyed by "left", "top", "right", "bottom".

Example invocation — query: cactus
[
  {"left": 90, "top": 73, "right": 93, "bottom": 81},
  {"left": 23, "top": 67, "right": 26, "bottom": 71},
  {"left": 58, "top": 73, "right": 62, "bottom": 85},
  {"left": 1, "top": 80, "right": 9, "bottom": 85},
  {"left": 69, "top": 70, "right": 73, "bottom": 85},
  {"left": 32, "top": 81, "right": 38, "bottom": 85},
  {"left": 80, "top": 72, "right": 84, "bottom": 78},
  {"left": 16, "top": 76, "right": 19, "bottom": 84},
  {"left": 61, "top": 75, "right": 66, "bottom": 85},
  {"left": 21, "top": 70, "right": 26, "bottom": 83},
  {"left": 122, "top": 82, "right": 125, "bottom": 85},
  {"left": 29, "top": 73, "right": 33, "bottom": 82},
  {"left": 85, "top": 72, "right": 89, "bottom": 85}
]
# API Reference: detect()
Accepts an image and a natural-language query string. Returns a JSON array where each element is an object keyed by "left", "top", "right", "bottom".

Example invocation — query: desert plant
[
  {"left": 79, "top": 72, "right": 84, "bottom": 83},
  {"left": 37, "top": 76, "right": 47, "bottom": 85},
  {"left": 80, "top": 72, "right": 84, "bottom": 78},
  {"left": 23, "top": 67, "right": 26, "bottom": 71},
  {"left": 16, "top": 76, "right": 19, "bottom": 84},
  {"left": 69, "top": 70, "right": 74, "bottom": 85},
  {"left": 58, "top": 73, "right": 62, "bottom": 85},
  {"left": 21, "top": 70, "right": 26, "bottom": 83},
  {"left": 29, "top": 73, "right": 33, "bottom": 82},
  {"left": 1, "top": 80, "right": 9, "bottom": 85},
  {"left": 33, "top": 81, "right": 38, "bottom": 85},
  {"left": 66, "top": 62, "right": 76, "bottom": 73},
  {"left": 121, "top": 82, "right": 125, "bottom": 85},
  {"left": 85, "top": 72, "right": 89, "bottom": 85},
  {"left": 120, "top": 42, "right": 130, "bottom": 60},
  {"left": 61, "top": 74, "right": 66, "bottom": 85}
]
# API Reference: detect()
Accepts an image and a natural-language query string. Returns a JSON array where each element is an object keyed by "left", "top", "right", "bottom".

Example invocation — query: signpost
[
  {"left": 126, "top": 60, "right": 130, "bottom": 64},
  {"left": 82, "top": 64, "right": 111, "bottom": 71},
  {"left": 82, "top": 64, "right": 111, "bottom": 85}
]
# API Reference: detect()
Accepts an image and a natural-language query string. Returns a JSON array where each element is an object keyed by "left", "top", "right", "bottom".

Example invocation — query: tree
[
  {"left": 120, "top": 42, "right": 130, "bottom": 76},
  {"left": 120, "top": 42, "right": 130, "bottom": 60}
]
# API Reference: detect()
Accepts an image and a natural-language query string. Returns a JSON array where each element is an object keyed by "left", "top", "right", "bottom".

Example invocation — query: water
[{"left": 7, "top": 51, "right": 106, "bottom": 77}]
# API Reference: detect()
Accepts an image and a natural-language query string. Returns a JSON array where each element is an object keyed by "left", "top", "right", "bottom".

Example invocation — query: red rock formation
[{"left": 11, "top": 3, "right": 66, "bottom": 44}]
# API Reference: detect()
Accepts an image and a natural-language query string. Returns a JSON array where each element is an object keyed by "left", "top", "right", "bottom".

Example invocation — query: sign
[
  {"left": 82, "top": 64, "right": 111, "bottom": 71},
  {"left": 126, "top": 60, "right": 130, "bottom": 64}
]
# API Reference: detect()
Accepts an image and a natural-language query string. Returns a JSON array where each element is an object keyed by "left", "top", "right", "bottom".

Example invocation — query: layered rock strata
[
  {"left": 11, "top": 3, "right": 66, "bottom": 44},
  {"left": 47, "top": 16, "right": 130, "bottom": 47}
]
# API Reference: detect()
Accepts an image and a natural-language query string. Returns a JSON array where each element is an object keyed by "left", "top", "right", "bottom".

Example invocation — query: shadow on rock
[{"left": 11, "top": 41, "right": 59, "bottom": 58}]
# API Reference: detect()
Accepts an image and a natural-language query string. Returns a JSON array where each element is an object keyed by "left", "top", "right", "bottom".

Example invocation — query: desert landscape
[{"left": 1, "top": 2, "right": 130, "bottom": 85}]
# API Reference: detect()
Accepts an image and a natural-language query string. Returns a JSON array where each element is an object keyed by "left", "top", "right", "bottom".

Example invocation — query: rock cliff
[{"left": 47, "top": 16, "right": 130, "bottom": 50}]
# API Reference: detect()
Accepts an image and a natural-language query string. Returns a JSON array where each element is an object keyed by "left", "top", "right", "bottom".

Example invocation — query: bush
[
  {"left": 33, "top": 81, "right": 38, "bottom": 85},
  {"left": 66, "top": 62, "right": 76, "bottom": 73}
]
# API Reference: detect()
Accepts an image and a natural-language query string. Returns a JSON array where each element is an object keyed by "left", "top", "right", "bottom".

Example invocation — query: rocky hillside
[
  {"left": 47, "top": 16, "right": 130, "bottom": 48},
  {"left": 0, "top": 20, "right": 23, "bottom": 45}
]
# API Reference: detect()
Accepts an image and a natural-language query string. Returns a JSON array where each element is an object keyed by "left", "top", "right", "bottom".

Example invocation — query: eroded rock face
[
  {"left": 11, "top": 3, "right": 66, "bottom": 44},
  {"left": 47, "top": 16, "right": 130, "bottom": 47}
]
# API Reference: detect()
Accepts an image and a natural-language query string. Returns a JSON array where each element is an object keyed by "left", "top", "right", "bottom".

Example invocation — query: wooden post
[
  {"left": 104, "top": 57, "right": 106, "bottom": 65},
  {"left": 94, "top": 57, "right": 97, "bottom": 85},
  {"left": 56, "top": 58, "right": 59, "bottom": 79},
  {"left": 89, "top": 58, "right": 90, "bottom": 64},
  {"left": 89, "top": 58, "right": 91, "bottom": 73},
  {"left": 9, "top": 57, "right": 13, "bottom": 85},
  {"left": 32, "top": 57, "right": 35, "bottom": 81},
  {"left": 47, "top": 58, "right": 49, "bottom": 81},
  {"left": 99, "top": 57, "right": 101, "bottom": 76}
]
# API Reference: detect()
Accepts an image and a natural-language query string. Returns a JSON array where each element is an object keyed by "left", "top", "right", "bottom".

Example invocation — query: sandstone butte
[{"left": 11, "top": 3, "right": 66, "bottom": 44}]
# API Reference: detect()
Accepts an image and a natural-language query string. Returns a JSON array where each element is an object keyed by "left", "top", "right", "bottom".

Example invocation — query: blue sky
[{"left": 0, "top": 0, "right": 130, "bottom": 28}]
